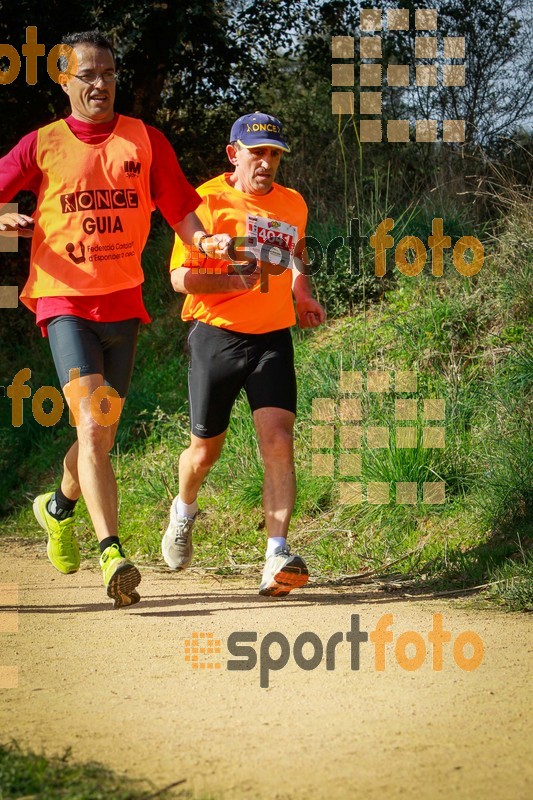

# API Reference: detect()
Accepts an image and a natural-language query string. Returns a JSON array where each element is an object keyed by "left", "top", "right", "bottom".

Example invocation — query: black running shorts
[
  {"left": 47, "top": 316, "right": 140, "bottom": 398},
  {"left": 187, "top": 321, "right": 297, "bottom": 438}
]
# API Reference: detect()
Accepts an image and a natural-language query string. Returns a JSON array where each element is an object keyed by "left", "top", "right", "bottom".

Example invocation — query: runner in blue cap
[{"left": 162, "top": 111, "right": 325, "bottom": 596}]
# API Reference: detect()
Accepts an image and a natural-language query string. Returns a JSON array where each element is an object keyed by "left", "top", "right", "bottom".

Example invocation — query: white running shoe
[
  {"left": 259, "top": 545, "right": 309, "bottom": 597},
  {"left": 162, "top": 497, "right": 196, "bottom": 570}
]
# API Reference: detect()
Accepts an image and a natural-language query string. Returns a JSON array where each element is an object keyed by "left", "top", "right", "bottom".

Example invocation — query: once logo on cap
[
  {"left": 245, "top": 123, "right": 281, "bottom": 133},
  {"left": 230, "top": 112, "right": 290, "bottom": 152}
]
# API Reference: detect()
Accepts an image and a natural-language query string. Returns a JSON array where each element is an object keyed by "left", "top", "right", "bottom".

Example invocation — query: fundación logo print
[
  {"left": 311, "top": 369, "right": 446, "bottom": 506},
  {"left": 184, "top": 614, "right": 484, "bottom": 688},
  {"left": 331, "top": 8, "right": 466, "bottom": 142}
]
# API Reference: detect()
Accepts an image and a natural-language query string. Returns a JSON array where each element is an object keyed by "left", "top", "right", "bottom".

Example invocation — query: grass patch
[
  {"left": 489, "top": 554, "right": 533, "bottom": 612},
  {"left": 0, "top": 741, "right": 188, "bottom": 799},
  {"left": 0, "top": 202, "right": 531, "bottom": 609}
]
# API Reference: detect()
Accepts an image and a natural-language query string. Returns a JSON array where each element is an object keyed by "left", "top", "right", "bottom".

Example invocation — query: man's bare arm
[
  {"left": 292, "top": 253, "right": 325, "bottom": 328},
  {"left": 172, "top": 211, "right": 231, "bottom": 258},
  {"left": 171, "top": 263, "right": 261, "bottom": 294}
]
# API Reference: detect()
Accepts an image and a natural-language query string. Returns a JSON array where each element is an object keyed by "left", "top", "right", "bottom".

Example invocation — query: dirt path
[{"left": 1, "top": 537, "right": 532, "bottom": 800}]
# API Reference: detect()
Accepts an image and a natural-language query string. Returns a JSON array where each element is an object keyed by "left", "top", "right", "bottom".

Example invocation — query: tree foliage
[{"left": 0, "top": 0, "right": 531, "bottom": 206}]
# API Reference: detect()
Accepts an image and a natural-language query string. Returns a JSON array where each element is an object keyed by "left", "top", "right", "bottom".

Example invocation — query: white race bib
[{"left": 246, "top": 214, "right": 298, "bottom": 268}]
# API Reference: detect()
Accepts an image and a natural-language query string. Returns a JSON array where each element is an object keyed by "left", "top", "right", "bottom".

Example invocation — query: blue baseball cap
[{"left": 229, "top": 112, "right": 290, "bottom": 152}]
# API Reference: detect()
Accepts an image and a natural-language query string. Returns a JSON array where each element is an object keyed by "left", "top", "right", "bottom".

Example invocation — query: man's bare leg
[
  {"left": 178, "top": 431, "right": 227, "bottom": 503},
  {"left": 253, "top": 406, "right": 308, "bottom": 596},
  {"left": 253, "top": 407, "right": 296, "bottom": 538},
  {"left": 162, "top": 431, "right": 226, "bottom": 570},
  {"left": 63, "top": 372, "right": 139, "bottom": 605},
  {"left": 62, "top": 373, "right": 125, "bottom": 542},
  {"left": 60, "top": 441, "right": 81, "bottom": 501},
  {"left": 34, "top": 372, "right": 139, "bottom": 606}
]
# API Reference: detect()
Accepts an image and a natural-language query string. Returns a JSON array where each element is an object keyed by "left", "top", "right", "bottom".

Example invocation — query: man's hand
[
  {"left": 228, "top": 262, "right": 261, "bottom": 291},
  {"left": 195, "top": 232, "right": 233, "bottom": 259},
  {"left": 296, "top": 297, "right": 326, "bottom": 329},
  {"left": 0, "top": 213, "right": 34, "bottom": 238},
  {"left": 170, "top": 262, "right": 261, "bottom": 294},
  {"left": 173, "top": 213, "right": 233, "bottom": 259}
]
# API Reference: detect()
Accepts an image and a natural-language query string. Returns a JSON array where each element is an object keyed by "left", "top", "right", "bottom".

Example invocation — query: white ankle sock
[
  {"left": 266, "top": 537, "right": 286, "bottom": 557},
  {"left": 176, "top": 496, "right": 198, "bottom": 519}
]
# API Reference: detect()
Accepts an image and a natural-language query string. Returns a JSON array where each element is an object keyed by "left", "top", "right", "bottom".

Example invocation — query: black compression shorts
[
  {"left": 187, "top": 321, "right": 297, "bottom": 438},
  {"left": 47, "top": 316, "right": 140, "bottom": 398}
]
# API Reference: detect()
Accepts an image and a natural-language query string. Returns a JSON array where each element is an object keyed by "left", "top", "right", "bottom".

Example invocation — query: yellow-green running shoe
[
  {"left": 100, "top": 544, "right": 141, "bottom": 609},
  {"left": 33, "top": 492, "right": 80, "bottom": 574}
]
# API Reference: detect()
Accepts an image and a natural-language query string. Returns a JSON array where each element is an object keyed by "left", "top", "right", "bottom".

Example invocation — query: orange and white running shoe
[{"left": 258, "top": 545, "right": 309, "bottom": 597}]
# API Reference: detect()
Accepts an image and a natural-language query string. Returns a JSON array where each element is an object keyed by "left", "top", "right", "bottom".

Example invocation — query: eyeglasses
[{"left": 68, "top": 71, "right": 118, "bottom": 85}]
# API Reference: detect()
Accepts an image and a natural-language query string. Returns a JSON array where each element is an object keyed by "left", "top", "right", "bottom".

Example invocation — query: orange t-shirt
[
  {"left": 169, "top": 173, "right": 308, "bottom": 334},
  {"left": 20, "top": 116, "right": 154, "bottom": 312}
]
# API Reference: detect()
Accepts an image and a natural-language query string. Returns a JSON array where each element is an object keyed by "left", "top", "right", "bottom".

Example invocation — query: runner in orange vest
[
  {"left": 162, "top": 112, "right": 325, "bottom": 596},
  {"left": 0, "top": 31, "right": 230, "bottom": 608}
]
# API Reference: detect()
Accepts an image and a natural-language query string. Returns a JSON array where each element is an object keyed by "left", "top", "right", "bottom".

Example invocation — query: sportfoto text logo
[
  {"left": 184, "top": 614, "right": 484, "bottom": 688},
  {"left": 3, "top": 368, "right": 121, "bottom": 428},
  {"left": 1, "top": 202, "right": 484, "bottom": 311},
  {"left": 190, "top": 218, "right": 484, "bottom": 280},
  {"left": 0, "top": 27, "right": 77, "bottom": 85}
]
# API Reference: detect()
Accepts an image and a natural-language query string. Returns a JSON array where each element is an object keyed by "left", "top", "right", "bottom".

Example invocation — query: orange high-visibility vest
[{"left": 20, "top": 115, "right": 154, "bottom": 312}]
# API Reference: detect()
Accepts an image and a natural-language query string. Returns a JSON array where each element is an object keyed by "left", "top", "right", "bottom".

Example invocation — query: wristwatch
[{"left": 195, "top": 233, "right": 210, "bottom": 254}]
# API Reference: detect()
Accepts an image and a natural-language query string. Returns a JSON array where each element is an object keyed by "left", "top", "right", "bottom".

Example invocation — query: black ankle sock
[
  {"left": 47, "top": 487, "right": 77, "bottom": 521},
  {"left": 99, "top": 536, "right": 121, "bottom": 554}
]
